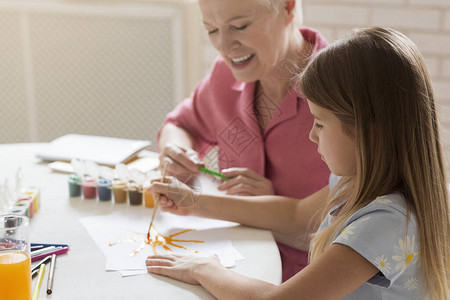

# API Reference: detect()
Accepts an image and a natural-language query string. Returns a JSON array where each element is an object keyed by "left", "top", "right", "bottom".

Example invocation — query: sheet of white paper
[
  {"left": 117, "top": 270, "right": 147, "bottom": 277},
  {"left": 80, "top": 208, "right": 242, "bottom": 271}
]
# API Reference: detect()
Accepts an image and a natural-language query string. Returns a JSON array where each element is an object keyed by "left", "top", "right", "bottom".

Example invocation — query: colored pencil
[
  {"left": 198, "top": 166, "right": 231, "bottom": 180},
  {"left": 31, "top": 245, "right": 44, "bottom": 250},
  {"left": 31, "top": 246, "right": 56, "bottom": 257},
  {"left": 31, "top": 255, "right": 52, "bottom": 276},
  {"left": 46, "top": 254, "right": 56, "bottom": 295},
  {"left": 31, "top": 264, "right": 46, "bottom": 300},
  {"left": 31, "top": 247, "right": 68, "bottom": 262},
  {"left": 31, "top": 243, "right": 69, "bottom": 249}
]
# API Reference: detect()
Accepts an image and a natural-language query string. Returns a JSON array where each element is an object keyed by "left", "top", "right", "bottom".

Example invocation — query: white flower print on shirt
[
  {"left": 392, "top": 235, "right": 418, "bottom": 271},
  {"left": 339, "top": 217, "right": 370, "bottom": 240},
  {"left": 404, "top": 277, "right": 419, "bottom": 290},
  {"left": 374, "top": 255, "right": 392, "bottom": 275},
  {"left": 339, "top": 224, "right": 355, "bottom": 240}
]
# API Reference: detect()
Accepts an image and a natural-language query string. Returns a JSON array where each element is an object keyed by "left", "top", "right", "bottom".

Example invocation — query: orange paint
[
  {"left": 109, "top": 226, "right": 204, "bottom": 257},
  {"left": 145, "top": 225, "right": 204, "bottom": 255},
  {"left": 0, "top": 251, "right": 31, "bottom": 300}
]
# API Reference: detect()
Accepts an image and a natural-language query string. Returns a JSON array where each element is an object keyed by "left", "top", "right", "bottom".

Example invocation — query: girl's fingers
[
  {"left": 146, "top": 258, "right": 173, "bottom": 267},
  {"left": 158, "top": 196, "right": 175, "bottom": 208},
  {"left": 146, "top": 254, "right": 180, "bottom": 264},
  {"left": 149, "top": 181, "right": 170, "bottom": 194}
]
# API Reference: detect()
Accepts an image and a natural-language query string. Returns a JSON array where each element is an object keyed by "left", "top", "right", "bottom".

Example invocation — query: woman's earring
[{"left": 287, "top": 0, "right": 295, "bottom": 14}]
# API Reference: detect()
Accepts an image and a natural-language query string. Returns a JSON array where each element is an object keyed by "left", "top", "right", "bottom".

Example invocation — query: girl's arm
[
  {"left": 147, "top": 243, "right": 379, "bottom": 300},
  {"left": 153, "top": 179, "right": 329, "bottom": 234}
]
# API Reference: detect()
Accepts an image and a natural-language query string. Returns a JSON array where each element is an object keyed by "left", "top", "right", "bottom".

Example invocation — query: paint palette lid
[{"left": 36, "top": 134, "right": 151, "bottom": 167}]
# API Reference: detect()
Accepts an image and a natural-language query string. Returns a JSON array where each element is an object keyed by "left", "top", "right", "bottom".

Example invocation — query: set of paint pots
[
  {"left": 6, "top": 187, "right": 41, "bottom": 218},
  {"left": 68, "top": 174, "right": 155, "bottom": 207}
]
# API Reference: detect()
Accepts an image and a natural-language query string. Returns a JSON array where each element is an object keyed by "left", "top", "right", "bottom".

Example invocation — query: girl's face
[
  {"left": 198, "top": 0, "right": 291, "bottom": 83},
  {"left": 307, "top": 100, "right": 357, "bottom": 176}
]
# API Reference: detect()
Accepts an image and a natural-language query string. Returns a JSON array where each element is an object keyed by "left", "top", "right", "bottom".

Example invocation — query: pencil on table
[
  {"left": 31, "top": 263, "right": 46, "bottom": 300},
  {"left": 46, "top": 254, "right": 56, "bottom": 294}
]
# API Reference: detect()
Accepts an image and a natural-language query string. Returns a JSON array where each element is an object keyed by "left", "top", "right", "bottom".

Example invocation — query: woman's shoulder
[{"left": 299, "top": 27, "right": 328, "bottom": 50}]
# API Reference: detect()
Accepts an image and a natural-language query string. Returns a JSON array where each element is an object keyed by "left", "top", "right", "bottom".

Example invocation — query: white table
[{"left": 0, "top": 143, "right": 281, "bottom": 300}]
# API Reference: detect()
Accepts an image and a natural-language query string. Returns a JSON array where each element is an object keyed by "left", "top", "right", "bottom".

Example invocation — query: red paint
[{"left": 82, "top": 178, "right": 97, "bottom": 199}]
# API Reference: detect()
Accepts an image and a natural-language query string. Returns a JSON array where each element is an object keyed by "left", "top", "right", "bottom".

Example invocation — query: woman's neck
[
  {"left": 253, "top": 28, "right": 314, "bottom": 131},
  {"left": 258, "top": 28, "right": 310, "bottom": 103}
]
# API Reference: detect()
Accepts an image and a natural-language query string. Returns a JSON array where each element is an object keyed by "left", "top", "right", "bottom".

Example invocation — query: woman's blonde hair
[
  {"left": 263, "top": 0, "right": 303, "bottom": 26},
  {"left": 300, "top": 27, "right": 450, "bottom": 298}
]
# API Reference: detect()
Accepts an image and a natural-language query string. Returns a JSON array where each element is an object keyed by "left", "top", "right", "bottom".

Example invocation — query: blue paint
[{"left": 98, "top": 179, "right": 112, "bottom": 201}]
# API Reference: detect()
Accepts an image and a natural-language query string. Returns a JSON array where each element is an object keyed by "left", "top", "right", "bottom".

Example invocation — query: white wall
[
  {"left": 0, "top": 0, "right": 202, "bottom": 148},
  {"left": 196, "top": 0, "right": 450, "bottom": 177}
]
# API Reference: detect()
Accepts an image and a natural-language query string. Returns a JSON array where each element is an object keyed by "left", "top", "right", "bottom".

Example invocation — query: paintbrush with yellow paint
[{"left": 146, "top": 161, "right": 169, "bottom": 241}]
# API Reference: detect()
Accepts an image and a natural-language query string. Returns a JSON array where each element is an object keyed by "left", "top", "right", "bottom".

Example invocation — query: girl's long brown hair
[{"left": 300, "top": 27, "right": 450, "bottom": 299}]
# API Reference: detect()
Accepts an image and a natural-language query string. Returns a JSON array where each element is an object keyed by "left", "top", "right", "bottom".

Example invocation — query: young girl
[{"left": 146, "top": 27, "right": 450, "bottom": 299}]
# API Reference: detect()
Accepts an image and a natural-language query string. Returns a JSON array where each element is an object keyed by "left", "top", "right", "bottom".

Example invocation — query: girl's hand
[
  {"left": 159, "top": 143, "right": 201, "bottom": 179},
  {"left": 146, "top": 254, "right": 221, "bottom": 285},
  {"left": 150, "top": 177, "right": 200, "bottom": 215},
  {"left": 218, "top": 168, "right": 274, "bottom": 196}
]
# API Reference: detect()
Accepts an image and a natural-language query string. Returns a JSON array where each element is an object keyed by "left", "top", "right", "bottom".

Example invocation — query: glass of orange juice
[{"left": 0, "top": 214, "right": 31, "bottom": 300}]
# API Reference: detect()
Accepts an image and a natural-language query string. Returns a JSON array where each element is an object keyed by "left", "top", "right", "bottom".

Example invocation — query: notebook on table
[{"left": 36, "top": 134, "right": 151, "bottom": 167}]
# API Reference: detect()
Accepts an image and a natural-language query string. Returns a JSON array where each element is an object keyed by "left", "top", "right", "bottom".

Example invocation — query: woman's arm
[
  {"left": 147, "top": 243, "right": 379, "bottom": 300},
  {"left": 158, "top": 123, "right": 201, "bottom": 175}
]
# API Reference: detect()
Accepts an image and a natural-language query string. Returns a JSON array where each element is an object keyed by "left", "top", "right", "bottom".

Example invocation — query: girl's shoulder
[
  {"left": 359, "top": 192, "right": 411, "bottom": 219},
  {"left": 341, "top": 192, "right": 418, "bottom": 235}
]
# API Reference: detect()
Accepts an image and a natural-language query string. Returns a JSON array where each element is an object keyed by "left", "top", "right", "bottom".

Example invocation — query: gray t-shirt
[{"left": 317, "top": 174, "right": 428, "bottom": 299}]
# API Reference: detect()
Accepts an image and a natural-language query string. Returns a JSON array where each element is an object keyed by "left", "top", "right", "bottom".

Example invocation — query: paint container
[
  {"left": 20, "top": 186, "right": 41, "bottom": 212},
  {"left": 17, "top": 196, "right": 34, "bottom": 218},
  {"left": 82, "top": 177, "right": 97, "bottom": 199},
  {"left": 68, "top": 174, "right": 82, "bottom": 197},
  {"left": 112, "top": 180, "right": 127, "bottom": 204},
  {"left": 128, "top": 182, "right": 143, "bottom": 206},
  {"left": 8, "top": 206, "right": 28, "bottom": 217},
  {"left": 144, "top": 182, "right": 154, "bottom": 208},
  {"left": 98, "top": 179, "right": 112, "bottom": 201}
]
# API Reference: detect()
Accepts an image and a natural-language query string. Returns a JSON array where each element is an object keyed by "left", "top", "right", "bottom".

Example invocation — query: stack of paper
[{"left": 36, "top": 134, "right": 151, "bottom": 166}]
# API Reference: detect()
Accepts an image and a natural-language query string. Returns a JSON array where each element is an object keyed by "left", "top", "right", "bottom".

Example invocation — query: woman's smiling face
[{"left": 199, "top": 0, "right": 291, "bottom": 83}]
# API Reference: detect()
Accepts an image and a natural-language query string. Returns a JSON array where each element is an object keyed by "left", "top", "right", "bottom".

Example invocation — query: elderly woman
[{"left": 157, "top": 0, "right": 329, "bottom": 281}]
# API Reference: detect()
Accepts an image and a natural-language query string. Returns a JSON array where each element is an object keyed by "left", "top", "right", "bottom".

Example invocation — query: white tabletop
[{"left": 0, "top": 143, "right": 281, "bottom": 300}]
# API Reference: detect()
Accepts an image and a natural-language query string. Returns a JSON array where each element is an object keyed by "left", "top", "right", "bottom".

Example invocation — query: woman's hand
[
  {"left": 146, "top": 254, "right": 221, "bottom": 285},
  {"left": 150, "top": 176, "right": 200, "bottom": 216},
  {"left": 218, "top": 168, "right": 274, "bottom": 196},
  {"left": 159, "top": 143, "right": 201, "bottom": 180}
]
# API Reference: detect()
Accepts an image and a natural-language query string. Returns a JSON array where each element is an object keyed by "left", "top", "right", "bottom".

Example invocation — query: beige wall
[{"left": 196, "top": 0, "right": 450, "bottom": 177}]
